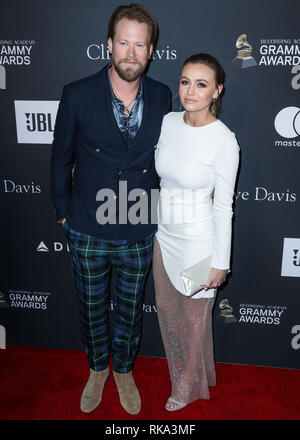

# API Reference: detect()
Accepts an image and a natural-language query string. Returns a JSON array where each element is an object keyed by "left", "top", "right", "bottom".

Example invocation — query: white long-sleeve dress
[
  {"left": 155, "top": 111, "right": 239, "bottom": 298},
  {"left": 153, "top": 111, "right": 239, "bottom": 403}
]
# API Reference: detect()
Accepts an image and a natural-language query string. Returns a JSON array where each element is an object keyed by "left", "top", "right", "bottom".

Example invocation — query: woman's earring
[{"left": 211, "top": 98, "right": 217, "bottom": 116}]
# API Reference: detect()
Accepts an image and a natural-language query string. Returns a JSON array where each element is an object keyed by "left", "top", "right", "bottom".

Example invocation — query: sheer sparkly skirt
[{"left": 153, "top": 238, "right": 216, "bottom": 403}]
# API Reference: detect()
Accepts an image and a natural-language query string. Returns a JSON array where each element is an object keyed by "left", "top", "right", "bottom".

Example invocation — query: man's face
[{"left": 108, "top": 18, "right": 153, "bottom": 82}]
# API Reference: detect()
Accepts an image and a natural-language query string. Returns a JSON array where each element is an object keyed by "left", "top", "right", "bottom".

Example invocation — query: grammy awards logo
[
  {"left": 217, "top": 298, "right": 237, "bottom": 323},
  {"left": 0, "top": 65, "right": 6, "bottom": 89},
  {"left": 232, "top": 34, "right": 257, "bottom": 69}
]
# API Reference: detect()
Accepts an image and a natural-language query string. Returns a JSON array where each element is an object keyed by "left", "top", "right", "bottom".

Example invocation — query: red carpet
[{"left": 0, "top": 345, "right": 299, "bottom": 420}]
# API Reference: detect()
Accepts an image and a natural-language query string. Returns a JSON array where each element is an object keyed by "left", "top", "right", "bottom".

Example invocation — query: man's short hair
[{"left": 107, "top": 3, "right": 158, "bottom": 49}]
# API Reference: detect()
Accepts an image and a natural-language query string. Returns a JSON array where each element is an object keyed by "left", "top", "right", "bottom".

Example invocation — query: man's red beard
[{"left": 113, "top": 57, "right": 147, "bottom": 82}]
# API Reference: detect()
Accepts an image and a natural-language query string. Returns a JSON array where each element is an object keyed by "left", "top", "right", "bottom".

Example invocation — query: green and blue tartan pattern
[{"left": 63, "top": 221, "right": 153, "bottom": 373}]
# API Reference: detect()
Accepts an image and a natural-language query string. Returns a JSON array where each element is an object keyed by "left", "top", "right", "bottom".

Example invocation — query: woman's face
[{"left": 179, "top": 62, "right": 223, "bottom": 113}]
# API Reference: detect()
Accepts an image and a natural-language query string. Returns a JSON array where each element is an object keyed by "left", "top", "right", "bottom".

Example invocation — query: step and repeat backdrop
[{"left": 0, "top": 0, "right": 299, "bottom": 368}]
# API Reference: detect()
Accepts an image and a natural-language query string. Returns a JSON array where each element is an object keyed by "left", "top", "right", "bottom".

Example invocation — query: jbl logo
[
  {"left": 281, "top": 238, "right": 300, "bottom": 277},
  {"left": 25, "top": 113, "right": 54, "bottom": 132},
  {"left": 14, "top": 100, "right": 59, "bottom": 144},
  {"left": 293, "top": 249, "right": 300, "bottom": 267},
  {"left": 0, "top": 325, "right": 6, "bottom": 349}
]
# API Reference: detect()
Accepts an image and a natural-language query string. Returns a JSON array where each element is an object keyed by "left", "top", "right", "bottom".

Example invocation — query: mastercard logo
[{"left": 274, "top": 107, "right": 300, "bottom": 138}]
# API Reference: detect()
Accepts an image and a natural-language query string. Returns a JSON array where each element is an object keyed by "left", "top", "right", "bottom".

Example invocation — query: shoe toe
[{"left": 80, "top": 368, "right": 109, "bottom": 413}]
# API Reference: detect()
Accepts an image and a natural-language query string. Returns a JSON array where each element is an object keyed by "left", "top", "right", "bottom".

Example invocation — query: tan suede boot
[
  {"left": 113, "top": 371, "right": 141, "bottom": 415},
  {"left": 80, "top": 367, "right": 109, "bottom": 413}
]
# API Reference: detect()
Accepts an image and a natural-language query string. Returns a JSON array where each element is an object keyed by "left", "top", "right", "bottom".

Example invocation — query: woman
[{"left": 153, "top": 53, "right": 239, "bottom": 411}]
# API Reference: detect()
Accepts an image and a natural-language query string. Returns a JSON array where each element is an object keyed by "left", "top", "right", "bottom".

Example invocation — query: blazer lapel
[
  {"left": 130, "top": 74, "right": 150, "bottom": 149},
  {"left": 87, "top": 67, "right": 155, "bottom": 163},
  {"left": 88, "top": 66, "right": 128, "bottom": 151},
  {"left": 121, "top": 75, "right": 154, "bottom": 168}
]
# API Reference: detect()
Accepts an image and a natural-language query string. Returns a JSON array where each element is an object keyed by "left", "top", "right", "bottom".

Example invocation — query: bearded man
[{"left": 50, "top": 4, "right": 171, "bottom": 415}]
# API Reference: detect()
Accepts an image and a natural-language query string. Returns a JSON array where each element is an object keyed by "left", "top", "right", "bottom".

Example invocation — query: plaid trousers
[{"left": 63, "top": 221, "right": 153, "bottom": 373}]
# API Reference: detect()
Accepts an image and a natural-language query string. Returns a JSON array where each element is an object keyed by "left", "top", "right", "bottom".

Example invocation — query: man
[{"left": 51, "top": 4, "right": 171, "bottom": 415}]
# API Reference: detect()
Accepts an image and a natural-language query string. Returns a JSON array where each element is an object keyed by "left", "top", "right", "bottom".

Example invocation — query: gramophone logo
[
  {"left": 218, "top": 298, "right": 237, "bottom": 323},
  {"left": 232, "top": 34, "right": 257, "bottom": 69},
  {"left": 0, "top": 65, "right": 6, "bottom": 89}
]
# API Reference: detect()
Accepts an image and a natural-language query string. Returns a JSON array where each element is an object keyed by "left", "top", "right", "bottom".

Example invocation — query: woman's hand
[{"left": 204, "top": 268, "right": 228, "bottom": 290}]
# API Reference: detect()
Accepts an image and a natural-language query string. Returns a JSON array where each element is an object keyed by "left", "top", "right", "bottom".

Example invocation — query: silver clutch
[{"left": 180, "top": 255, "right": 212, "bottom": 297}]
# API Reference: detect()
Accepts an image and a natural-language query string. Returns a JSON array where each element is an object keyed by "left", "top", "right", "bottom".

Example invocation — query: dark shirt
[{"left": 108, "top": 65, "right": 143, "bottom": 148}]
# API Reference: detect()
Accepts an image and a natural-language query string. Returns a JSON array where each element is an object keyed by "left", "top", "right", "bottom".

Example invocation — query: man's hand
[
  {"left": 204, "top": 268, "right": 227, "bottom": 290},
  {"left": 59, "top": 218, "right": 66, "bottom": 227}
]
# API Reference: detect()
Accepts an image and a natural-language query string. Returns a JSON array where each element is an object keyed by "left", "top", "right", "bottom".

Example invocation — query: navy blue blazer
[{"left": 50, "top": 65, "right": 172, "bottom": 244}]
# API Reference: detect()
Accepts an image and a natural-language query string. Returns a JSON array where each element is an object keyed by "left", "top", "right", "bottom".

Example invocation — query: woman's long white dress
[{"left": 153, "top": 111, "right": 239, "bottom": 403}]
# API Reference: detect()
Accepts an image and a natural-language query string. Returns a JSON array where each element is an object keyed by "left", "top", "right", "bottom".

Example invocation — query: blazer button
[
  {"left": 142, "top": 169, "right": 147, "bottom": 173},
  {"left": 96, "top": 148, "right": 100, "bottom": 152},
  {"left": 118, "top": 171, "right": 122, "bottom": 175}
]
